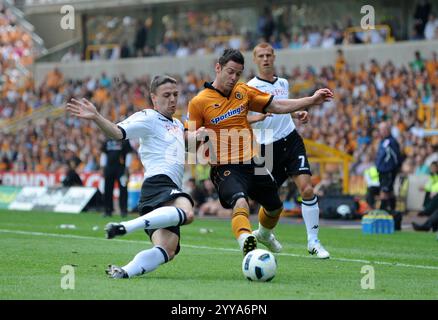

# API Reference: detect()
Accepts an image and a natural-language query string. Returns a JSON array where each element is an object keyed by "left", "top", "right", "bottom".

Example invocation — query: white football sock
[
  {"left": 301, "top": 196, "right": 320, "bottom": 243},
  {"left": 237, "top": 232, "right": 255, "bottom": 250},
  {"left": 121, "top": 206, "right": 186, "bottom": 233},
  {"left": 122, "top": 246, "right": 168, "bottom": 277}
]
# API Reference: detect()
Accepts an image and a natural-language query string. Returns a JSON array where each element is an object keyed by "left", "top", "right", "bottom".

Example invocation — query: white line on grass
[{"left": 1, "top": 228, "right": 438, "bottom": 271}]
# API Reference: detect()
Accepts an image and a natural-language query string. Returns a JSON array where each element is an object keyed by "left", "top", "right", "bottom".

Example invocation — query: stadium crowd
[
  {"left": 0, "top": 4, "right": 34, "bottom": 114},
  {"left": 2, "top": 2, "right": 438, "bottom": 215},
  {"left": 77, "top": 2, "right": 438, "bottom": 61},
  {"left": 86, "top": 12, "right": 391, "bottom": 61},
  {"left": 2, "top": 49, "right": 438, "bottom": 181}
]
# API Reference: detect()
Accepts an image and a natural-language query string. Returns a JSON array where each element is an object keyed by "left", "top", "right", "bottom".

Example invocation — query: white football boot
[
  {"left": 307, "top": 239, "right": 330, "bottom": 259},
  {"left": 105, "top": 265, "right": 129, "bottom": 278},
  {"left": 252, "top": 229, "right": 283, "bottom": 253}
]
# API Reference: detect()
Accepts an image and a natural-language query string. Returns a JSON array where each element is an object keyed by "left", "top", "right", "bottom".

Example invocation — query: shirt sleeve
[
  {"left": 244, "top": 83, "right": 274, "bottom": 113},
  {"left": 122, "top": 140, "right": 134, "bottom": 154},
  {"left": 186, "top": 98, "right": 204, "bottom": 130},
  {"left": 117, "top": 110, "right": 154, "bottom": 139}
]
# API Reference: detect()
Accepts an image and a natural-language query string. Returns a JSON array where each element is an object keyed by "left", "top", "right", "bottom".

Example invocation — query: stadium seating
[{"left": 1, "top": 1, "right": 438, "bottom": 215}]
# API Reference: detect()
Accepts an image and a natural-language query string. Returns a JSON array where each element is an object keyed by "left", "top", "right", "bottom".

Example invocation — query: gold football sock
[
  {"left": 258, "top": 206, "right": 281, "bottom": 230},
  {"left": 232, "top": 207, "right": 251, "bottom": 239}
]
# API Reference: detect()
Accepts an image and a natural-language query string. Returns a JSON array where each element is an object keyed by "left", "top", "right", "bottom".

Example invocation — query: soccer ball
[
  {"left": 242, "top": 249, "right": 277, "bottom": 282},
  {"left": 337, "top": 204, "right": 352, "bottom": 218}
]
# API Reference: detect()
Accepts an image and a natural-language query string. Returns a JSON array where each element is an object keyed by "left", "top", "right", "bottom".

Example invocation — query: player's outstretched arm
[
  {"left": 265, "top": 88, "right": 333, "bottom": 114},
  {"left": 66, "top": 98, "right": 123, "bottom": 140},
  {"left": 247, "top": 113, "right": 272, "bottom": 124}
]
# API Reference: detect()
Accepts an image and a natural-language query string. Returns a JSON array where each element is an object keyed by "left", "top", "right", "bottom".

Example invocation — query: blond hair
[{"left": 253, "top": 42, "right": 274, "bottom": 57}]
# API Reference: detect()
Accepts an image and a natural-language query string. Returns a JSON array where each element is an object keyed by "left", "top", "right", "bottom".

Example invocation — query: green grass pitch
[{"left": 0, "top": 209, "right": 437, "bottom": 300}]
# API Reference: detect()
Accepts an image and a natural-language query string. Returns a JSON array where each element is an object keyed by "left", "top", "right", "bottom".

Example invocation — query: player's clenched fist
[
  {"left": 292, "top": 111, "right": 309, "bottom": 124},
  {"left": 311, "top": 88, "right": 334, "bottom": 105}
]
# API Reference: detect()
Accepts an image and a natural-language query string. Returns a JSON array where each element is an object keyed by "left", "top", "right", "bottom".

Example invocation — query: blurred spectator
[
  {"left": 45, "top": 67, "right": 64, "bottom": 90},
  {"left": 413, "top": 0, "right": 432, "bottom": 39},
  {"left": 120, "top": 40, "right": 131, "bottom": 58},
  {"left": 419, "top": 161, "right": 438, "bottom": 206},
  {"left": 83, "top": 154, "right": 99, "bottom": 173},
  {"left": 109, "top": 46, "right": 120, "bottom": 60},
  {"left": 424, "top": 143, "right": 438, "bottom": 166},
  {"left": 314, "top": 172, "right": 342, "bottom": 197},
  {"left": 195, "top": 179, "right": 231, "bottom": 217},
  {"left": 424, "top": 13, "right": 438, "bottom": 40},
  {"left": 413, "top": 162, "right": 438, "bottom": 231},
  {"left": 100, "top": 139, "right": 134, "bottom": 217},
  {"left": 414, "top": 154, "right": 429, "bottom": 174},
  {"left": 257, "top": 7, "right": 276, "bottom": 42},
  {"left": 411, "top": 51, "right": 426, "bottom": 72},
  {"left": 184, "top": 178, "right": 197, "bottom": 197},
  {"left": 412, "top": 210, "right": 438, "bottom": 231},
  {"left": 134, "top": 19, "right": 149, "bottom": 57},
  {"left": 335, "top": 49, "right": 346, "bottom": 73},
  {"left": 64, "top": 144, "right": 81, "bottom": 168},
  {"left": 61, "top": 48, "right": 81, "bottom": 63},
  {"left": 364, "top": 164, "right": 380, "bottom": 209},
  {"left": 99, "top": 72, "right": 111, "bottom": 88},
  {"left": 61, "top": 160, "right": 83, "bottom": 187},
  {"left": 375, "top": 121, "right": 402, "bottom": 213},
  {"left": 0, "top": 155, "right": 11, "bottom": 171},
  {"left": 189, "top": 179, "right": 209, "bottom": 213},
  {"left": 321, "top": 29, "right": 335, "bottom": 48}
]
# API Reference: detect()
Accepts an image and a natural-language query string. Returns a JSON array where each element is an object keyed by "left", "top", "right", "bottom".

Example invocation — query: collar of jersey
[
  {"left": 154, "top": 109, "right": 174, "bottom": 122},
  {"left": 204, "top": 82, "right": 231, "bottom": 98},
  {"left": 255, "top": 76, "right": 278, "bottom": 85}
]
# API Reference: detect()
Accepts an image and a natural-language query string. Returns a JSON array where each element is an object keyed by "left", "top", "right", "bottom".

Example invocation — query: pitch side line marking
[{"left": 1, "top": 228, "right": 438, "bottom": 271}]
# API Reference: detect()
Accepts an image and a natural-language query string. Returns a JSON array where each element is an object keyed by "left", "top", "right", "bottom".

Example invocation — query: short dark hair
[
  {"left": 150, "top": 75, "right": 177, "bottom": 94},
  {"left": 218, "top": 49, "right": 244, "bottom": 67}
]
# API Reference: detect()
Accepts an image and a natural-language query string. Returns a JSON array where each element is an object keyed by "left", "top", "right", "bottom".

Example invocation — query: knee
[
  {"left": 178, "top": 205, "right": 194, "bottom": 225},
  {"left": 184, "top": 208, "right": 195, "bottom": 225},
  {"left": 174, "top": 197, "right": 195, "bottom": 225},
  {"left": 156, "top": 241, "right": 179, "bottom": 261},
  {"left": 167, "top": 249, "right": 176, "bottom": 261},
  {"left": 162, "top": 246, "right": 177, "bottom": 261},
  {"left": 234, "top": 197, "right": 249, "bottom": 210}
]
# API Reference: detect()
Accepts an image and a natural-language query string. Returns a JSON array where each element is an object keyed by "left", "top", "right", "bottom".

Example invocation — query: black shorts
[
  {"left": 139, "top": 174, "right": 194, "bottom": 256},
  {"left": 261, "top": 130, "right": 312, "bottom": 187},
  {"left": 378, "top": 170, "right": 397, "bottom": 193},
  {"left": 210, "top": 161, "right": 283, "bottom": 211}
]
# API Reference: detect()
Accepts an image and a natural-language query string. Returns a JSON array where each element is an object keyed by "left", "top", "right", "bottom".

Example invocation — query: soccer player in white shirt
[
  {"left": 247, "top": 43, "right": 330, "bottom": 259},
  {"left": 66, "top": 75, "right": 196, "bottom": 278}
]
